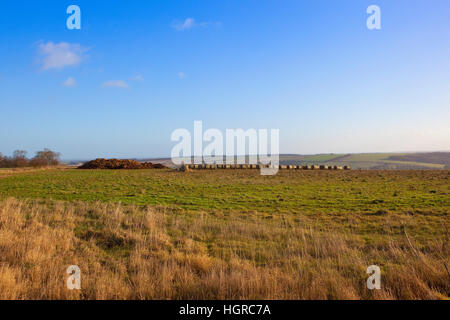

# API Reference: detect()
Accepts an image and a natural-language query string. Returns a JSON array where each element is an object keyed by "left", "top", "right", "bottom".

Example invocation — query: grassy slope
[
  {"left": 280, "top": 153, "right": 448, "bottom": 169},
  {"left": 387, "top": 152, "right": 450, "bottom": 169}
]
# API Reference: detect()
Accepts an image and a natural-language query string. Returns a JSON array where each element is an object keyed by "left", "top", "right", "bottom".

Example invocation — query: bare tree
[
  {"left": 30, "top": 149, "right": 61, "bottom": 167},
  {"left": 12, "top": 150, "right": 28, "bottom": 167},
  {"left": 0, "top": 152, "right": 5, "bottom": 168}
]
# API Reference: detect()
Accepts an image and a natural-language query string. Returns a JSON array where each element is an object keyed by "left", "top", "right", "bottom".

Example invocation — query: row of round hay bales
[{"left": 182, "top": 164, "right": 350, "bottom": 170}]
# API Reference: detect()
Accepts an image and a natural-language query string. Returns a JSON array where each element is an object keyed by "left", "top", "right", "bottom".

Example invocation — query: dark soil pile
[{"left": 78, "top": 158, "right": 167, "bottom": 170}]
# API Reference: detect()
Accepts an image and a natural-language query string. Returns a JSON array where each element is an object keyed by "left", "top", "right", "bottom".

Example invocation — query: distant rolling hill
[
  {"left": 279, "top": 152, "right": 450, "bottom": 169},
  {"left": 142, "top": 152, "right": 450, "bottom": 170}
]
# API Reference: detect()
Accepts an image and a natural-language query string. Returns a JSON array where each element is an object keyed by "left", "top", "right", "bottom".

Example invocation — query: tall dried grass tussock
[{"left": 0, "top": 198, "right": 448, "bottom": 300}]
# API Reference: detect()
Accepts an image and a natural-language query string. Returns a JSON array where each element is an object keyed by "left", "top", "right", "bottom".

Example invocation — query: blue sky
[{"left": 0, "top": 0, "right": 449, "bottom": 160}]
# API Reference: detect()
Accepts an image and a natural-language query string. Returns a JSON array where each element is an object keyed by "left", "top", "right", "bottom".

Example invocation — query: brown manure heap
[{"left": 78, "top": 158, "right": 167, "bottom": 170}]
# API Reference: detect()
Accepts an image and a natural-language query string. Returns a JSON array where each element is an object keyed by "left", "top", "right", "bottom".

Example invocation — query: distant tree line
[{"left": 0, "top": 149, "right": 61, "bottom": 168}]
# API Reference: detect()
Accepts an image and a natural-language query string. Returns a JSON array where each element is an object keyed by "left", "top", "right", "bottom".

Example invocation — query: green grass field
[{"left": 0, "top": 168, "right": 448, "bottom": 235}]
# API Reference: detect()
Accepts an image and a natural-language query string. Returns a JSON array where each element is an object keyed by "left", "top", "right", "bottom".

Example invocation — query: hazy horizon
[{"left": 59, "top": 150, "right": 450, "bottom": 162}]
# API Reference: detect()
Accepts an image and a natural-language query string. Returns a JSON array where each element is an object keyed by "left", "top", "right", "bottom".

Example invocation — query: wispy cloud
[
  {"left": 130, "top": 74, "right": 144, "bottom": 81},
  {"left": 101, "top": 80, "right": 128, "bottom": 88},
  {"left": 62, "top": 77, "right": 76, "bottom": 87},
  {"left": 38, "top": 41, "right": 88, "bottom": 70},
  {"left": 171, "top": 18, "right": 220, "bottom": 31},
  {"left": 177, "top": 72, "right": 187, "bottom": 79}
]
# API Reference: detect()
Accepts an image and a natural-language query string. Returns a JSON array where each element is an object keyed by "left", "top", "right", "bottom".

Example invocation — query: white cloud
[
  {"left": 177, "top": 72, "right": 187, "bottom": 79},
  {"left": 171, "top": 18, "right": 220, "bottom": 31},
  {"left": 131, "top": 74, "right": 144, "bottom": 81},
  {"left": 38, "top": 41, "right": 88, "bottom": 70},
  {"left": 172, "top": 18, "right": 196, "bottom": 31},
  {"left": 102, "top": 80, "right": 129, "bottom": 88},
  {"left": 62, "top": 77, "right": 76, "bottom": 87}
]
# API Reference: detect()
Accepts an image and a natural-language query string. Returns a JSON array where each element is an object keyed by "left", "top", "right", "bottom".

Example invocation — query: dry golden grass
[{"left": 0, "top": 197, "right": 448, "bottom": 300}]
